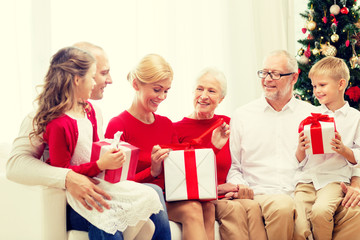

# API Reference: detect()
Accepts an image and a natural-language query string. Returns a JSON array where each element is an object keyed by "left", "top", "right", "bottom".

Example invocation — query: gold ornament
[
  {"left": 330, "top": 4, "right": 340, "bottom": 15},
  {"left": 350, "top": 55, "right": 358, "bottom": 69},
  {"left": 307, "top": 20, "right": 317, "bottom": 31},
  {"left": 331, "top": 33, "right": 339, "bottom": 42},
  {"left": 298, "top": 48, "right": 304, "bottom": 56},
  {"left": 312, "top": 48, "right": 320, "bottom": 55},
  {"left": 322, "top": 42, "right": 337, "bottom": 57},
  {"left": 358, "top": 55, "right": 360, "bottom": 65}
]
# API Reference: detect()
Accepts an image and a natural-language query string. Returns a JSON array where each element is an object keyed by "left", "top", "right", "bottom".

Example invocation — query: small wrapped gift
[
  {"left": 298, "top": 113, "right": 336, "bottom": 155},
  {"left": 90, "top": 132, "right": 139, "bottom": 183},
  {"left": 163, "top": 148, "right": 217, "bottom": 201}
]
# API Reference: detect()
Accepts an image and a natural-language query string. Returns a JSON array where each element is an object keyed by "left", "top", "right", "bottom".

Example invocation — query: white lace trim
[{"left": 67, "top": 179, "right": 163, "bottom": 234}]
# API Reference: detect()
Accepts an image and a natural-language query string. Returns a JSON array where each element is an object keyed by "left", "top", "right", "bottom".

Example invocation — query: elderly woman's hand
[
  {"left": 150, "top": 145, "right": 170, "bottom": 177},
  {"left": 211, "top": 122, "right": 230, "bottom": 149},
  {"left": 218, "top": 182, "right": 239, "bottom": 199}
]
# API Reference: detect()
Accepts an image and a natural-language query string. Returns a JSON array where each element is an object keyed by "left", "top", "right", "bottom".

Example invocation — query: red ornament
[
  {"left": 302, "top": 28, "right": 307, "bottom": 34},
  {"left": 304, "top": 43, "right": 311, "bottom": 58},
  {"left": 346, "top": 40, "right": 350, "bottom": 47},
  {"left": 330, "top": 14, "right": 338, "bottom": 26},
  {"left": 345, "top": 86, "right": 360, "bottom": 102},
  {"left": 298, "top": 68, "right": 301, "bottom": 74},
  {"left": 307, "top": 34, "right": 314, "bottom": 40},
  {"left": 340, "top": 7, "right": 349, "bottom": 14},
  {"left": 322, "top": 16, "right": 328, "bottom": 24}
]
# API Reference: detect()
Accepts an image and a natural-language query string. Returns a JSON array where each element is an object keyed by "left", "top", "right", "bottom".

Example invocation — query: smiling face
[
  {"left": 193, "top": 73, "right": 224, "bottom": 119},
  {"left": 136, "top": 78, "right": 172, "bottom": 113},
  {"left": 261, "top": 54, "right": 297, "bottom": 104},
  {"left": 311, "top": 75, "right": 345, "bottom": 109},
  {"left": 90, "top": 49, "right": 112, "bottom": 100},
  {"left": 76, "top": 62, "right": 97, "bottom": 100}
]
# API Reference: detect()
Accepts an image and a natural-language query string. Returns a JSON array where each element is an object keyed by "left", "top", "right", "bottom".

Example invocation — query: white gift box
[
  {"left": 164, "top": 148, "right": 217, "bottom": 202},
  {"left": 303, "top": 121, "right": 335, "bottom": 155}
]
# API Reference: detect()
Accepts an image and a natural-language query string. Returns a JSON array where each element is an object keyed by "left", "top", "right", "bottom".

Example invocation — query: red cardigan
[
  {"left": 43, "top": 102, "right": 101, "bottom": 177},
  {"left": 173, "top": 114, "right": 231, "bottom": 185},
  {"left": 105, "top": 110, "right": 178, "bottom": 189}
]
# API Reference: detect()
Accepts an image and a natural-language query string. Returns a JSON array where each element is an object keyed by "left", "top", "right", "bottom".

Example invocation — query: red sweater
[
  {"left": 105, "top": 111, "right": 178, "bottom": 189},
  {"left": 43, "top": 102, "right": 101, "bottom": 177},
  {"left": 173, "top": 114, "right": 231, "bottom": 185}
]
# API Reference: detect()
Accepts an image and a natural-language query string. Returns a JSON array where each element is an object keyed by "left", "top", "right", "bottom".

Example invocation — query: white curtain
[{"left": 1, "top": 0, "right": 297, "bottom": 144}]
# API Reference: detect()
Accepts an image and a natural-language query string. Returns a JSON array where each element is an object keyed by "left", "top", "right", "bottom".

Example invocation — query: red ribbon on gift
[
  {"left": 161, "top": 118, "right": 223, "bottom": 200},
  {"left": 298, "top": 113, "right": 336, "bottom": 154},
  {"left": 160, "top": 118, "right": 224, "bottom": 150},
  {"left": 184, "top": 149, "right": 199, "bottom": 199}
]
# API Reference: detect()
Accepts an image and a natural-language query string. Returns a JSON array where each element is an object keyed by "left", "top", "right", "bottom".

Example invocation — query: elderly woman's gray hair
[{"left": 195, "top": 67, "right": 227, "bottom": 97}]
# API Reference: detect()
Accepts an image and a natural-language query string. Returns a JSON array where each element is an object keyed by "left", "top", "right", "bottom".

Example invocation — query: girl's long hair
[{"left": 30, "top": 46, "right": 95, "bottom": 141}]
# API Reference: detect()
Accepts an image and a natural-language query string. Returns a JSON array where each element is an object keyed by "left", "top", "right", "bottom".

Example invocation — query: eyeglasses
[{"left": 257, "top": 70, "right": 294, "bottom": 80}]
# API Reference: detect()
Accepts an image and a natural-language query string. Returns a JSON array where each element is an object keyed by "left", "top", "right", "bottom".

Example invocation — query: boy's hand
[
  {"left": 97, "top": 148, "right": 126, "bottom": 170},
  {"left": 331, "top": 132, "right": 356, "bottom": 164},
  {"left": 296, "top": 131, "right": 309, "bottom": 162},
  {"left": 331, "top": 132, "right": 346, "bottom": 154}
]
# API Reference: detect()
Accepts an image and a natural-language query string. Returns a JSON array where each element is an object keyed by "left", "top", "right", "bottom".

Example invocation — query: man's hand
[
  {"left": 233, "top": 184, "right": 254, "bottom": 199},
  {"left": 341, "top": 181, "right": 360, "bottom": 208},
  {"left": 65, "top": 171, "right": 111, "bottom": 212}
]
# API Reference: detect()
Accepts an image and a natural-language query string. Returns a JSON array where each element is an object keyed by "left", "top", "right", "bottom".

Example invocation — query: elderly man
[{"left": 227, "top": 50, "right": 360, "bottom": 240}]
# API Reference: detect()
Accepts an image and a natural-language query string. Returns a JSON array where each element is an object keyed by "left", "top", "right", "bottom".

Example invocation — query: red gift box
[
  {"left": 91, "top": 139, "right": 139, "bottom": 183},
  {"left": 298, "top": 113, "right": 336, "bottom": 155}
]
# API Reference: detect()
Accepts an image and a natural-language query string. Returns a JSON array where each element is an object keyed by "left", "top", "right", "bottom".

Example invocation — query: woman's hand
[
  {"left": 151, "top": 145, "right": 170, "bottom": 177},
  {"left": 211, "top": 122, "right": 230, "bottom": 149},
  {"left": 97, "top": 148, "right": 126, "bottom": 171},
  {"left": 218, "top": 182, "right": 239, "bottom": 199}
]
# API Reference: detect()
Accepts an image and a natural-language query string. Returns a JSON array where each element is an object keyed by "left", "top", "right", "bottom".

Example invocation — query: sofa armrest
[{"left": 0, "top": 173, "right": 67, "bottom": 240}]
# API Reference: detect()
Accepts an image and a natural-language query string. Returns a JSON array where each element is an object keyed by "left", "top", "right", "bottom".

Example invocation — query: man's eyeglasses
[{"left": 257, "top": 70, "right": 294, "bottom": 80}]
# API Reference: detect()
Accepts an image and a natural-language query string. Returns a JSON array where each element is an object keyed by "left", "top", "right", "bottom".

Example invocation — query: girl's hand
[
  {"left": 97, "top": 148, "right": 126, "bottom": 171},
  {"left": 296, "top": 131, "right": 309, "bottom": 162},
  {"left": 211, "top": 122, "right": 230, "bottom": 149},
  {"left": 151, "top": 145, "right": 170, "bottom": 177}
]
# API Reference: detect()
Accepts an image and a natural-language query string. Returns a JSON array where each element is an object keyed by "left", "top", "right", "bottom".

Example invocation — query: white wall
[{"left": 1, "top": 0, "right": 307, "bottom": 145}]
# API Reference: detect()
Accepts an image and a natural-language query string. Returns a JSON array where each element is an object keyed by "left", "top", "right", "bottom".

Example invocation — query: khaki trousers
[
  {"left": 294, "top": 182, "right": 343, "bottom": 240},
  {"left": 333, "top": 201, "right": 360, "bottom": 240},
  {"left": 215, "top": 198, "right": 266, "bottom": 240},
  {"left": 254, "top": 194, "right": 295, "bottom": 240}
]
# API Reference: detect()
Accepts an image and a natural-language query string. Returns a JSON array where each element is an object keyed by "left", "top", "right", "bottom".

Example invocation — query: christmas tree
[{"left": 295, "top": 0, "right": 360, "bottom": 109}]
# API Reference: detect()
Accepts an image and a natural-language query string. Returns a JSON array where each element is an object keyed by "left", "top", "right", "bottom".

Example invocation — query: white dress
[{"left": 66, "top": 115, "right": 163, "bottom": 235}]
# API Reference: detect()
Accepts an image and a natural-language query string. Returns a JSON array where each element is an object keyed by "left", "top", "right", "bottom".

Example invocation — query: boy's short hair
[{"left": 309, "top": 56, "right": 350, "bottom": 85}]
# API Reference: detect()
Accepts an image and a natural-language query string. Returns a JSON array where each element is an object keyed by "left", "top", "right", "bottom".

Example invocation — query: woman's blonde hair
[
  {"left": 31, "top": 46, "right": 95, "bottom": 140},
  {"left": 127, "top": 54, "right": 173, "bottom": 84},
  {"left": 309, "top": 56, "right": 350, "bottom": 84}
]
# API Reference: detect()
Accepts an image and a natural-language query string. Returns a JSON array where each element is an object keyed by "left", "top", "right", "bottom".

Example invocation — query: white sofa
[{"left": 0, "top": 143, "right": 220, "bottom": 240}]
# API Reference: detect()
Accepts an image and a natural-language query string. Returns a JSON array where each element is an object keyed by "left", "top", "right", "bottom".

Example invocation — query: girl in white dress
[{"left": 30, "top": 46, "right": 163, "bottom": 240}]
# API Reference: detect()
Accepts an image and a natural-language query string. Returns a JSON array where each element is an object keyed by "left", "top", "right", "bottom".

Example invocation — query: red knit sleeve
[{"left": 45, "top": 118, "right": 101, "bottom": 177}]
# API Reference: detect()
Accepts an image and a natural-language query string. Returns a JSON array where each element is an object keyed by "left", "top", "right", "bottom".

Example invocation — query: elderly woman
[{"left": 173, "top": 67, "right": 267, "bottom": 240}]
